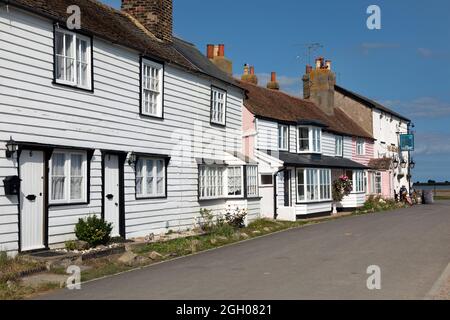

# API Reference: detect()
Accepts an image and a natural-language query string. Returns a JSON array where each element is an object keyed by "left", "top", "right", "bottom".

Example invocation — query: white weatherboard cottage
[
  {"left": 239, "top": 79, "right": 371, "bottom": 222},
  {"left": 0, "top": 0, "right": 260, "bottom": 255}
]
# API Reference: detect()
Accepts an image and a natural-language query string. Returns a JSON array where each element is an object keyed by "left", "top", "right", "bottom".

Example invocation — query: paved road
[{"left": 40, "top": 201, "right": 450, "bottom": 300}]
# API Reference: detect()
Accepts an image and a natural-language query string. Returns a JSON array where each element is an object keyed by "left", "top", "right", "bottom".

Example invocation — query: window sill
[
  {"left": 52, "top": 80, "right": 93, "bottom": 93},
  {"left": 210, "top": 121, "right": 226, "bottom": 128},
  {"left": 136, "top": 195, "right": 167, "bottom": 200},
  {"left": 140, "top": 113, "right": 164, "bottom": 120},
  {"left": 295, "top": 199, "right": 333, "bottom": 205},
  {"left": 199, "top": 196, "right": 257, "bottom": 202},
  {"left": 49, "top": 201, "right": 89, "bottom": 207}
]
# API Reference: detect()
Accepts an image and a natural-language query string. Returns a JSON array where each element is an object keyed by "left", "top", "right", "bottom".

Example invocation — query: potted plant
[{"left": 332, "top": 175, "right": 353, "bottom": 215}]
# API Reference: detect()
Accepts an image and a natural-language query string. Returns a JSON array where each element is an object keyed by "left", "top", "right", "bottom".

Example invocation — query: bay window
[
  {"left": 211, "top": 87, "right": 227, "bottom": 125},
  {"left": 141, "top": 59, "right": 163, "bottom": 118},
  {"left": 296, "top": 168, "right": 331, "bottom": 202},
  {"left": 298, "top": 127, "right": 321, "bottom": 153},
  {"left": 136, "top": 157, "right": 166, "bottom": 198},
  {"left": 199, "top": 165, "right": 225, "bottom": 199},
  {"left": 246, "top": 166, "right": 258, "bottom": 197},
  {"left": 278, "top": 124, "right": 289, "bottom": 151},
  {"left": 227, "top": 166, "right": 243, "bottom": 196},
  {"left": 50, "top": 150, "right": 87, "bottom": 204},
  {"left": 353, "top": 170, "right": 365, "bottom": 193},
  {"left": 335, "top": 136, "right": 343, "bottom": 157},
  {"left": 54, "top": 29, "right": 91, "bottom": 90}
]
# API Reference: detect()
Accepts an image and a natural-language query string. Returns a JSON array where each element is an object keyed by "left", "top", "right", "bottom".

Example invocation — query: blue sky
[{"left": 103, "top": 0, "right": 450, "bottom": 182}]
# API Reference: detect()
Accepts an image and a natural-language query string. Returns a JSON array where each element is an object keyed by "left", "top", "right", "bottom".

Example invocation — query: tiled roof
[
  {"left": 172, "top": 37, "right": 243, "bottom": 89},
  {"left": 238, "top": 81, "right": 373, "bottom": 139},
  {"left": 368, "top": 157, "right": 392, "bottom": 170},
  {"left": 7, "top": 0, "right": 196, "bottom": 69},
  {"left": 335, "top": 85, "right": 411, "bottom": 122}
]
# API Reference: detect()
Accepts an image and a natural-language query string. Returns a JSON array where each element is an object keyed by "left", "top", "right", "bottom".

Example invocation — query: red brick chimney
[
  {"left": 266, "top": 72, "right": 280, "bottom": 90},
  {"left": 206, "top": 44, "right": 233, "bottom": 75},
  {"left": 302, "top": 57, "right": 336, "bottom": 115},
  {"left": 241, "top": 64, "right": 258, "bottom": 85},
  {"left": 122, "top": 0, "right": 173, "bottom": 42}
]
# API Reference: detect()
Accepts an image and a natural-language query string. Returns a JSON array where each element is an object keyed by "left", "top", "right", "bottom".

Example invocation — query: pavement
[{"left": 39, "top": 201, "right": 450, "bottom": 300}]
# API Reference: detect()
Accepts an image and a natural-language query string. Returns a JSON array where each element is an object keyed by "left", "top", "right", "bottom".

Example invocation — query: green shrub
[
  {"left": 75, "top": 215, "right": 112, "bottom": 247},
  {"left": 212, "top": 223, "right": 235, "bottom": 238},
  {"left": 197, "top": 208, "right": 216, "bottom": 232},
  {"left": 64, "top": 241, "right": 77, "bottom": 251}
]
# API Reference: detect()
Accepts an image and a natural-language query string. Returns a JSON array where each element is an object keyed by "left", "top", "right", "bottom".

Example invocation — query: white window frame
[
  {"left": 246, "top": 166, "right": 259, "bottom": 197},
  {"left": 54, "top": 29, "right": 92, "bottom": 90},
  {"left": 141, "top": 59, "right": 164, "bottom": 118},
  {"left": 278, "top": 124, "right": 289, "bottom": 151},
  {"left": 335, "top": 136, "right": 343, "bottom": 157},
  {"left": 356, "top": 138, "right": 366, "bottom": 156},
  {"left": 135, "top": 157, "right": 166, "bottom": 199},
  {"left": 49, "top": 150, "right": 88, "bottom": 205},
  {"left": 210, "top": 87, "right": 227, "bottom": 125},
  {"left": 227, "top": 166, "right": 244, "bottom": 197},
  {"left": 296, "top": 168, "right": 331, "bottom": 203},
  {"left": 375, "top": 172, "right": 382, "bottom": 194},
  {"left": 353, "top": 170, "right": 365, "bottom": 193},
  {"left": 199, "top": 165, "right": 226, "bottom": 200},
  {"left": 297, "top": 126, "right": 322, "bottom": 154}
]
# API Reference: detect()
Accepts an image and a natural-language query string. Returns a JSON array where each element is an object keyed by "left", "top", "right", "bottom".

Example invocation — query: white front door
[
  {"left": 260, "top": 185, "right": 274, "bottom": 219},
  {"left": 19, "top": 150, "right": 45, "bottom": 251},
  {"left": 104, "top": 154, "right": 121, "bottom": 237}
]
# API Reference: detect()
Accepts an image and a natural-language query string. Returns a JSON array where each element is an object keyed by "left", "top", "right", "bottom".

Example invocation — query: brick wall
[{"left": 122, "top": 0, "right": 173, "bottom": 42}]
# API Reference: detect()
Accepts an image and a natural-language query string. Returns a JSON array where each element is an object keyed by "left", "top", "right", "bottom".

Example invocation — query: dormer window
[{"left": 298, "top": 127, "right": 321, "bottom": 153}]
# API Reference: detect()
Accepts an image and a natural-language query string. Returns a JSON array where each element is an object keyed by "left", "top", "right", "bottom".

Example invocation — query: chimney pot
[
  {"left": 306, "top": 65, "right": 313, "bottom": 74},
  {"left": 207, "top": 44, "right": 214, "bottom": 59},
  {"left": 243, "top": 64, "right": 250, "bottom": 75},
  {"left": 250, "top": 66, "right": 255, "bottom": 75},
  {"left": 218, "top": 44, "right": 225, "bottom": 57},
  {"left": 326, "top": 60, "right": 332, "bottom": 70},
  {"left": 271, "top": 72, "right": 276, "bottom": 82}
]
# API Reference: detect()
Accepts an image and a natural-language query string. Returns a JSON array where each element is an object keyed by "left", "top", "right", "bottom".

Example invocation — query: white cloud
[{"left": 414, "top": 132, "right": 450, "bottom": 155}]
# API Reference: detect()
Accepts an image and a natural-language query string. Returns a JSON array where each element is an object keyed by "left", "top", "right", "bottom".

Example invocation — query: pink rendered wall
[
  {"left": 242, "top": 106, "right": 256, "bottom": 159},
  {"left": 352, "top": 137, "right": 374, "bottom": 166},
  {"left": 382, "top": 171, "right": 393, "bottom": 198}
]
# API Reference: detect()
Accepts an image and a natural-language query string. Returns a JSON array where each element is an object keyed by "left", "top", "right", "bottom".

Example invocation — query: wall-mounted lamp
[
  {"left": 400, "top": 159, "right": 407, "bottom": 169},
  {"left": 392, "top": 157, "right": 399, "bottom": 169},
  {"left": 127, "top": 152, "right": 137, "bottom": 166},
  {"left": 5, "top": 137, "right": 18, "bottom": 158},
  {"left": 410, "top": 159, "right": 416, "bottom": 169}
]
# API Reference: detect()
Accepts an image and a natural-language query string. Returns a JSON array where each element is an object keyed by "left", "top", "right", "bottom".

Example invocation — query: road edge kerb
[{"left": 424, "top": 261, "right": 450, "bottom": 300}]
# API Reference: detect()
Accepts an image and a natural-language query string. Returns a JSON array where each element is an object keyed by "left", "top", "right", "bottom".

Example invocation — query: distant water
[{"left": 413, "top": 185, "right": 450, "bottom": 190}]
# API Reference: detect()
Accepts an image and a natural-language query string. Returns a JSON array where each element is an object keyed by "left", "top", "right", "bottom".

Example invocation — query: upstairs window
[
  {"left": 211, "top": 87, "right": 227, "bottom": 125},
  {"left": 141, "top": 59, "right": 164, "bottom": 118},
  {"left": 49, "top": 150, "right": 87, "bottom": 204},
  {"left": 335, "top": 136, "right": 343, "bottom": 157},
  {"left": 54, "top": 29, "right": 92, "bottom": 90},
  {"left": 356, "top": 138, "right": 365, "bottom": 155},
  {"left": 278, "top": 124, "right": 289, "bottom": 151},
  {"left": 298, "top": 127, "right": 321, "bottom": 153}
]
